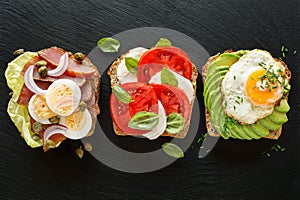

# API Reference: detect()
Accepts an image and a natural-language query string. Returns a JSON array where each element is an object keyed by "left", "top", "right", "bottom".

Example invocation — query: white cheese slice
[
  {"left": 117, "top": 47, "right": 148, "bottom": 84},
  {"left": 143, "top": 101, "right": 167, "bottom": 140},
  {"left": 149, "top": 69, "right": 194, "bottom": 103}
]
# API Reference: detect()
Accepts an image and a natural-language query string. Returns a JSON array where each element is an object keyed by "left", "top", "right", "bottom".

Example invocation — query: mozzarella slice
[
  {"left": 149, "top": 69, "right": 194, "bottom": 102},
  {"left": 117, "top": 47, "right": 148, "bottom": 84},
  {"left": 143, "top": 101, "right": 167, "bottom": 140}
]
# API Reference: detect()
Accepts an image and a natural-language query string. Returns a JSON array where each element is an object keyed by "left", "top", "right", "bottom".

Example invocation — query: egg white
[
  {"left": 221, "top": 49, "right": 285, "bottom": 124},
  {"left": 60, "top": 109, "right": 92, "bottom": 139},
  {"left": 46, "top": 79, "right": 81, "bottom": 116},
  {"left": 28, "top": 94, "right": 52, "bottom": 124}
]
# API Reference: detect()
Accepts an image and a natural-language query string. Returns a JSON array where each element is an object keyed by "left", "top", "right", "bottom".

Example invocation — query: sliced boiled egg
[
  {"left": 28, "top": 94, "right": 56, "bottom": 124},
  {"left": 60, "top": 109, "right": 92, "bottom": 139},
  {"left": 46, "top": 79, "right": 81, "bottom": 116},
  {"left": 149, "top": 69, "right": 194, "bottom": 102},
  {"left": 143, "top": 100, "right": 167, "bottom": 140}
]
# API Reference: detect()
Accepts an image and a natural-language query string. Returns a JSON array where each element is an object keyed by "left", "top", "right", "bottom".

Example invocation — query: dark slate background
[{"left": 0, "top": 0, "right": 299, "bottom": 199}]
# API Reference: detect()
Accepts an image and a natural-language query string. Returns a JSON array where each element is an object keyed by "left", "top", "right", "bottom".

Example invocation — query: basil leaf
[
  {"left": 125, "top": 57, "right": 139, "bottom": 75},
  {"left": 112, "top": 85, "right": 133, "bottom": 103},
  {"left": 161, "top": 67, "right": 178, "bottom": 87},
  {"left": 97, "top": 37, "right": 120, "bottom": 52},
  {"left": 162, "top": 142, "right": 184, "bottom": 158},
  {"left": 128, "top": 111, "right": 159, "bottom": 130},
  {"left": 166, "top": 112, "right": 185, "bottom": 134},
  {"left": 155, "top": 38, "right": 172, "bottom": 47}
]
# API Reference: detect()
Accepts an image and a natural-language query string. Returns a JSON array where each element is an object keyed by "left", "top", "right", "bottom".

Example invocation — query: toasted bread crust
[
  {"left": 108, "top": 48, "right": 198, "bottom": 138},
  {"left": 202, "top": 50, "right": 291, "bottom": 140}
]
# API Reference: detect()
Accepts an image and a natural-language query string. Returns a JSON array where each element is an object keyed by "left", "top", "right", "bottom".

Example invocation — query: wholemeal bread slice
[
  {"left": 108, "top": 48, "right": 198, "bottom": 138},
  {"left": 202, "top": 50, "right": 291, "bottom": 140}
]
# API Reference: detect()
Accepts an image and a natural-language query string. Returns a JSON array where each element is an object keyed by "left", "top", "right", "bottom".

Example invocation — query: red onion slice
[
  {"left": 43, "top": 125, "right": 68, "bottom": 144},
  {"left": 47, "top": 52, "right": 69, "bottom": 77},
  {"left": 24, "top": 65, "right": 47, "bottom": 95}
]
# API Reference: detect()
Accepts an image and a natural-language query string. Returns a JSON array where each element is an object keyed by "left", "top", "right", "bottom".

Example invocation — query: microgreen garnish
[
  {"left": 261, "top": 142, "right": 286, "bottom": 158},
  {"left": 197, "top": 133, "right": 207, "bottom": 143},
  {"left": 223, "top": 116, "right": 239, "bottom": 136}
]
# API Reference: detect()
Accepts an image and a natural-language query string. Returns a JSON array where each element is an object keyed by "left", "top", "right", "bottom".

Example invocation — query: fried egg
[
  {"left": 46, "top": 79, "right": 81, "bottom": 116},
  {"left": 221, "top": 49, "right": 285, "bottom": 124}
]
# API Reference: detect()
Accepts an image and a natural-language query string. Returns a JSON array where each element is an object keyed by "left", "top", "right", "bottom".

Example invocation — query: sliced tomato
[
  {"left": 150, "top": 84, "right": 191, "bottom": 122},
  {"left": 110, "top": 82, "right": 158, "bottom": 135},
  {"left": 138, "top": 46, "right": 192, "bottom": 82}
]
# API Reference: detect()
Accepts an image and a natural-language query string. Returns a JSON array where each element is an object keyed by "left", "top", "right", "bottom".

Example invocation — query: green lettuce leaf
[{"left": 5, "top": 52, "right": 42, "bottom": 148}]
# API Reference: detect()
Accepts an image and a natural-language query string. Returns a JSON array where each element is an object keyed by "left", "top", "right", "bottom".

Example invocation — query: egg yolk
[
  {"left": 33, "top": 94, "right": 56, "bottom": 119},
  {"left": 66, "top": 110, "right": 86, "bottom": 131},
  {"left": 245, "top": 69, "right": 283, "bottom": 106}
]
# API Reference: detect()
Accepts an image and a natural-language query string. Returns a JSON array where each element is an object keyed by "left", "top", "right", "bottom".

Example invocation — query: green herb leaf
[
  {"left": 125, "top": 57, "right": 139, "bottom": 75},
  {"left": 112, "top": 85, "right": 133, "bottom": 103},
  {"left": 166, "top": 112, "right": 185, "bottom": 134},
  {"left": 97, "top": 37, "right": 120, "bottom": 52},
  {"left": 162, "top": 142, "right": 184, "bottom": 158},
  {"left": 155, "top": 38, "right": 172, "bottom": 47},
  {"left": 161, "top": 67, "right": 178, "bottom": 87},
  {"left": 128, "top": 111, "right": 159, "bottom": 130}
]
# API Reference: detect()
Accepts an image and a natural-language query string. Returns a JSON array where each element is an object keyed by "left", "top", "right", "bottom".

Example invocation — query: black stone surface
[{"left": 0, "top": 0, "right": 299, "bottom": 199}]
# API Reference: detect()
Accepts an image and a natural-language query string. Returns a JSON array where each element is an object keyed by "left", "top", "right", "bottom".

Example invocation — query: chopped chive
[
  {"left": 234, "top": 75, "right": 236, "bottom": 80},
  {"left": 281, "top": 45, "right": 285, "bottom": 52},
  {"left": 267, "top": 153, "right": 271, "bottom": 157},
  {"left": 235, "top": 100, "right": 240, "bottom": 104},
  {"left": 293, "top": 50, "right": 297, "bottom": 55},
  {"left": 241, "top": 98, "right": 243, "bottom": 103},
  {"left": 250, "top": 77, "right": 254, "bottom": 80},
  {"left": 233, "top": 106, "right": 236, "bottom": 110},
  {"left": 282, "top": 52, "right": 286, "bottom": 58},
  {"left": 252, "top": 86, "right": 256, "bottom": 89},
  {"left": 279, "top": 57, "right": 282, "bottom": 60},
  {"left": 272, "top": 85, "right": 278, "bottom": 89}
]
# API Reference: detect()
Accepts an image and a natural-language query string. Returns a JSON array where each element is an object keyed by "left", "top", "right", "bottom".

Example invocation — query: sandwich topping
[
  {"left": 109, "top": 45, "right": 196, "bottom": 140},
  {"left": 204, "top": 49, "right": 291, "bottom": 140},
  {"left": 6, "top": 47, "right": 100, "bottom": 150}
]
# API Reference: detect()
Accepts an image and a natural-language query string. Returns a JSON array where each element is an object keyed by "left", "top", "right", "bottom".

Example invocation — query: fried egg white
[{"left": 221, "top": 49, "right": 285, "bottom": 124}]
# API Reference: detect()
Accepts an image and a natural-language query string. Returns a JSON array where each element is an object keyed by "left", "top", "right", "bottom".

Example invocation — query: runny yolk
[{"left": 245, "top": 68, "right": 282, "bottom": 106}]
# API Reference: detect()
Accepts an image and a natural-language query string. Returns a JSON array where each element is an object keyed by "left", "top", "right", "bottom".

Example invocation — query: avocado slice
[
  {"left": 206, "top": 51, "right": 244, "bottom": 75},
  {"left": 275, "top": 99, "right": 290, "bottom": 113},
  {"left": 228, "top": 127, "right": 244, "bottom": 139},
  {"left": 268, "top": 111, "right": 288, "bottom": 124},
  {"left": 242, "top": 125, "right": 260, "bottom": 139},
  {"left": 205, "top": 71, "right": 226, "bottom": 89},
  {"left": 204, "top": 76, "right": 223, "bottom": 97},
  {"left": 250, "top": 122, "right": 269, "bottom": 137},
  {"left": 234, "top": 125, "right": 252, "bottom": 140},
  {"left": 259, "top": 117, "right": 282, "bottom": 130}
]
